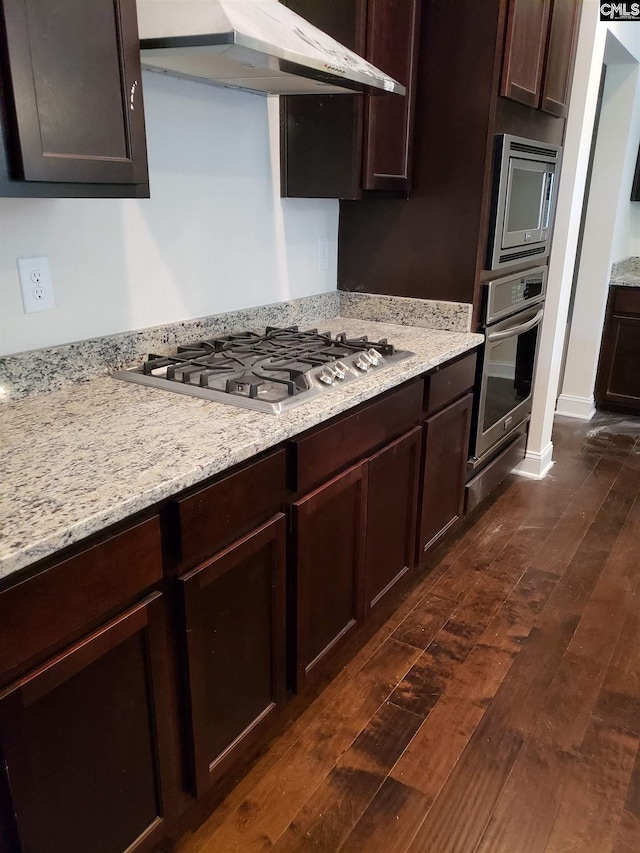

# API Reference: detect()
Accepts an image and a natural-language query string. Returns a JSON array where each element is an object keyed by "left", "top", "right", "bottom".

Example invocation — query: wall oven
[
  {"left": 487, "top": 135, "right": 562, "bottom": 270},
  {"left": 472, "top": 266, "right": 547, "bottom": 465}
]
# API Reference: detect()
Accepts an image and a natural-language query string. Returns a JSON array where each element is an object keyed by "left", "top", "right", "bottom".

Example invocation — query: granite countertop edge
[
  {"left": 0, "top": 317, "right": 483, "bottom": 581},
  {"left": 610, "top": 256, "right": 640, "bottom": 287}
]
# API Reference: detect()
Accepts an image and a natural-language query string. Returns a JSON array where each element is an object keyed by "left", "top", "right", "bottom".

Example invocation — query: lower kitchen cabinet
[
  {"left": 179, "top": 514, "right": 287, "bottom": 797},
  {"left": 293, "top": 425, "right": 422, "bottom": 689},
  {"left": 596, "top": 286, "right": 640, "bottom": 413},
  {"left": 293, "top": 462, "right": 368, "bottom": 690},
  {"left": 364, "top": 426, "right": 421, "bottom": 615},
  {"left": 0, "top": 593, "right": 173, "bottom": 853},
  {"left": 418, "top": 393, "right": 473, "bottom": 556}
]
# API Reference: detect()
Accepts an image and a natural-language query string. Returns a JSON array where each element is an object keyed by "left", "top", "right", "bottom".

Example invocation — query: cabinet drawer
[
  {"left": 613, "top": 286, "right": 640, "bottom": 315},
  {"left": 0, "top": 517, "right": 162, "bottom": 683},
  {"left": 425, "top": 352, "right": 477, "bottom": 416},
  {"left": 169, "top": 449, "right": 287, "bottom": 571},
  {"left": 292, "top": 381, "right": 423, "bottom": 494}
]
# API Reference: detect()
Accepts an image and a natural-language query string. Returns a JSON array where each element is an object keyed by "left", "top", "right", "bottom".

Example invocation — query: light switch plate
[{"left": 17, "top": 256, "right": 56, "bottom": 313}]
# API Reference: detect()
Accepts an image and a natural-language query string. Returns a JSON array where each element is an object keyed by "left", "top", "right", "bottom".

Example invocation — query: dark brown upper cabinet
[
  {"left": 0, "top": 0, "right": 149, "bottom": 197},
  {"left": 501, "top": 0, "right": 582, "bottom": 118},
  {"left": 540, "top": 0, "right": 582, "bottom": 117},
  {"left": 281, "top": 0, "right": 421, "bottom": 199}
]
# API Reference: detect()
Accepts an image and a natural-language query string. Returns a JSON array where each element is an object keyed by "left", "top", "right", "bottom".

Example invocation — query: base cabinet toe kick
[{"left": 0, "top": 349, "right": 480, "bottom": 852}]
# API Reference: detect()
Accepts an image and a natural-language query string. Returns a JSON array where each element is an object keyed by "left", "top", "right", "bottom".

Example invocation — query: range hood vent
[{"left": 137, "top": 0, "right": 406, "bottom": 96}]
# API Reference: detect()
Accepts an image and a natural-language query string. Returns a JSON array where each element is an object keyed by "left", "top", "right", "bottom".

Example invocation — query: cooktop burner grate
[{"left": 115, "top": 326, "right": 413, "bottom": 414}]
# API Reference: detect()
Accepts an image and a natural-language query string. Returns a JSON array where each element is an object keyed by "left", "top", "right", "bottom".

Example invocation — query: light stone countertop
[
  {"left": 0, "top": 317, "right": 483, "bottom": 581},
  {"left": 611, "top": 273, "right": 640, "bottom": 288},
  {"left": 610, "top": 257, "right": 640, "bottom": 288}
]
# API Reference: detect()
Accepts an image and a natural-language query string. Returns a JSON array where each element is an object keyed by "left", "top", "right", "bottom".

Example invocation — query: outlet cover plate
[{"left": 17, "top": 256, "right": 56, "bottom": 313}]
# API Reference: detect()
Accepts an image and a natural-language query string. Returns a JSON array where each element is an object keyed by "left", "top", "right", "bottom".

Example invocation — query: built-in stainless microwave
[{"left": 487, "top": 135, "right": 562, "bottom": 270}]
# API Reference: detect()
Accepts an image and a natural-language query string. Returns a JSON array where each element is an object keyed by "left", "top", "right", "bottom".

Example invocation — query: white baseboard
[
  {"left": 555, "top": 394, "right": 596, "bottom": 420},
  {"left": 512, "top": 442, "right": 554, "bottom": 480}
]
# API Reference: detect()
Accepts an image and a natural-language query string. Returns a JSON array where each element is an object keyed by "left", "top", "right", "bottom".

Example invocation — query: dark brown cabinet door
[
  {"left": 364, "top": 426, "right": 421, "bottom": 614},
  {"left": 418, "top": 393, "right": 473, "bottom": 558},
  {"left": 501, "top": 0, "right": 551, "bottom": 108},
  {"left": 179, "top": 515, "right": 287, "bottom": 797},
  {"left": 0, "top": 593, "right": 173, "bottom": 853},
  {"left": 540, "top": 0, "right": 582, "bottom": 117},
  {"left": 0, "top": 0, "right": 147, "bottom": 188},
  {"left": 596, "top": 289, "right": 640, "bottom": 412},
  {"left": 362, "top": 0, "right": 420, "bottom": 192},
  {"left": 293, "top": 462, "right": 367, "bottom": 690}
]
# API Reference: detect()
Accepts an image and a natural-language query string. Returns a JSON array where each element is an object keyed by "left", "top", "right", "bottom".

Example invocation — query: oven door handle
[{"left": 487, "top": 309, "right": 544, "bottom": 343}]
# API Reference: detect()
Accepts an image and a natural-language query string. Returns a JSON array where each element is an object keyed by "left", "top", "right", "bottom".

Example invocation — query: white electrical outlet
[
  {"left": 17, "top": 257, "right": 56, "bottom": 313},
  {"left": 317, "top": 237, "right": 329, "bottom": 272}
]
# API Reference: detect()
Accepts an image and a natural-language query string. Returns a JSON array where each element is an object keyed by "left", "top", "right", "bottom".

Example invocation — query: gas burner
[{"left": 115, "top": 326, "right": 413, "bottom": 414}]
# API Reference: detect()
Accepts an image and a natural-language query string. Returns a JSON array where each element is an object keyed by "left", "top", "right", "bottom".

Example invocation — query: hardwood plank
[
  {"left": 612, "top": 808, "right": 640, "bottom": 853},
  {"left": 390, "top": 593, "right": 458, "bottom": 650},
  {"left": 613, "top": 745, "right": 640, "bottom": 853},
  {"left": 569, "top": 453, "right": 625, "bottom": 513},
  {"left": 389, "top": 602, "right": 531, "bottom": 802},
  {"left": 546, "top": 466, "right": 640, "bottom": 615},
  {"left": 594, "top": 598, "right": 640, "bottom": 736},
  {"left": 474, "top": 503, "right": 640, "bottom": 853},
  {"left": 475, "top": 738, "right": 568, "bottom": 853},
  {"left": 340, "top": 778, "right": 431, "bottom": 853},
  {"left": 622, "top": 742, "right": 640, "bottom": 822},
  {"left": 270, "top": 702, "right": 422, "bottom": 851},
  {"left": 544, "top": 717, "right": 638, "bottom": 853},
  {"left": 342, "top": 567, "right": 449, "bottom": 680},
  {"left": 389, "top": 573, "right": 519, "bottom": 718},
  {"left": 405, "top": 607, "right": 579, "bottom": 853}
]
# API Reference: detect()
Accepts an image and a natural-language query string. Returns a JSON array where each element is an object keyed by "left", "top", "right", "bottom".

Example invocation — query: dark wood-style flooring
[{"left": 175, "top": 413, "right": 640, "bottom": 853}]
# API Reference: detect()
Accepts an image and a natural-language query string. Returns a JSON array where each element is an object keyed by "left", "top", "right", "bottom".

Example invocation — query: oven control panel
[{"left": 484, "top": 266, "right": 547, "bottom": 326}]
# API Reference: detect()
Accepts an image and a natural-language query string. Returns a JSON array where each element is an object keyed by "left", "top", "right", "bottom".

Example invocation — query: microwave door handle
[
  {"left": 543, "top": 172, "right": 554, "bottom": 227},
  {"left": 487, "top": 309, "right": 544, "bottom": 343}
]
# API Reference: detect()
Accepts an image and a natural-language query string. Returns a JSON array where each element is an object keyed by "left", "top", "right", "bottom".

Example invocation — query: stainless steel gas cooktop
[{"left": 115, "top": 326, "right": 414, "bottom": 414}]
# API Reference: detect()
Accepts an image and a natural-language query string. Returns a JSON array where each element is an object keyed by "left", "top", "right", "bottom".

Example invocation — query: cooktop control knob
[
  {"left": 333, "top": 361, "right": 348, "bottom": 379},
  {"left": 318, "top": 368, "right": 334, "bottom": 385},
  {"left": 355, "top": 355, "right": 371, "bottom": 372},
  {"left": 367, "top": 348, "right": 382, "bottom": 366}
]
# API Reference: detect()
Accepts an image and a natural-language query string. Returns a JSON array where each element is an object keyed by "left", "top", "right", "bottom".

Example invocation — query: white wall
[
  {"left": 556, "top": 22, "right": 640, "bottom": 419},
  {"left": 517, "top": 4, "right": 640, "bottom": 479},
  {"left": 603, "top": 22, "right": 640, "bottom": 263},
  {"left": 0, "top": 72, "right": 339, "bottom": 356},
  {"left": 514, "top": 2, "right": 604, "bottom": 476}
]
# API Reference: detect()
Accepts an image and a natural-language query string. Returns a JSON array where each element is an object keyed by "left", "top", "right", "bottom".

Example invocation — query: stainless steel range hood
[{"left": 137, "top": 0, "right": 406, "bottom": 96}]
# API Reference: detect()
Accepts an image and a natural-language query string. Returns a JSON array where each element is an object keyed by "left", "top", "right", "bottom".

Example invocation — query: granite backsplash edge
[
  {"left": 0, "top": 292, "right": 472, "bottom": 400},
  {"left": 611, "top": 256, "right": 640, "bottom": 278}
]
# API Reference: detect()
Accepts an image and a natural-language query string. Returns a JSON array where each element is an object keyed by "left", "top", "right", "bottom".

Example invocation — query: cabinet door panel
[
  {"left": 365, "top": 427, "right": 421, "bottom": 614},
  {"left": 1, "top": 0, "right": 147, "bottom": 184},
  {"left": 0, "top": 594, "right": 171, "bottom": 853},
  {"left": 419, "top": 393, "right": 473, "bottom": 557},
  {"left": 540, "top": 0, "right": 582, "bottom": 117},
  {"left": 294, "top": 462, "right": 367, "bottom": 690},
  {"left": 501, "top": 0, "right": 551, "bottom": 108},
  {"left": 363, "top": 0, "right": 421, "bottom": 191},
  {"left": 180, "top": 515, "right": 287, "bottom": 797},
  {"left": 596, "top": 314, "right": 640, "bottom": 411}
]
